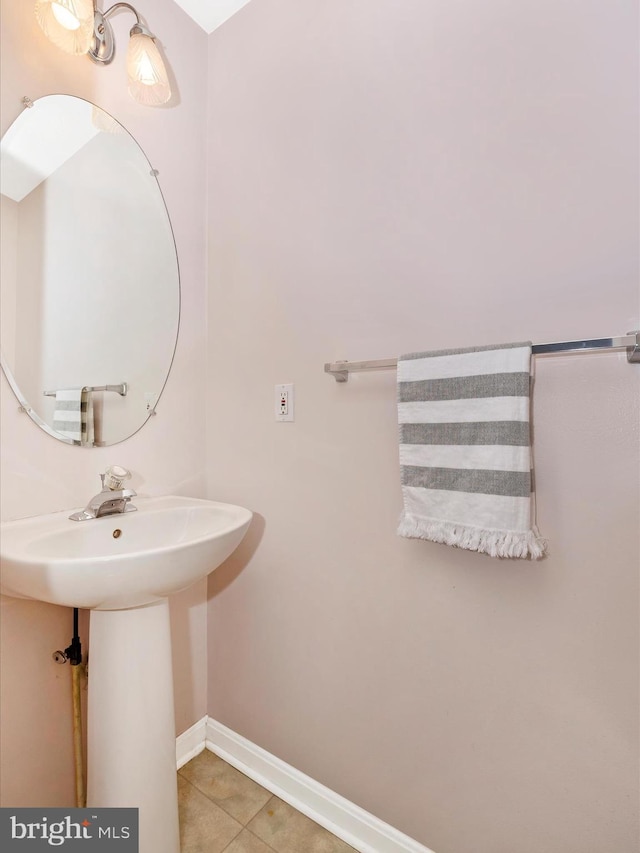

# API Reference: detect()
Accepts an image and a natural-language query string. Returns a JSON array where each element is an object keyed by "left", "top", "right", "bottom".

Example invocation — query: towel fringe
[{"left": 398, "top": 514, "right": 547, "bottom": 560}]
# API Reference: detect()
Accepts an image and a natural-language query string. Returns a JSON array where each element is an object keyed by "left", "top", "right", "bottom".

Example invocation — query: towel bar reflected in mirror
[{"left": 43, "top": 384, "right": 128, "bottom": 397}]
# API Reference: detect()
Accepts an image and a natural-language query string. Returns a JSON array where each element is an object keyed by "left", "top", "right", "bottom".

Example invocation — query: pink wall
[
  {"left": 0, "top": 0, "right": 209, "bottom": 805},
  {"left": 2, "top": 1, "right": 638, "bottom": 847},
  {"left": 205, "top": 3, "right": 639, "bottom": 853}
]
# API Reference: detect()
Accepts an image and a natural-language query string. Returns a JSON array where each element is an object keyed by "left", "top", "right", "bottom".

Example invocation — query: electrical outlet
[{"left": 275, "top": 384, "right": 294, "bottom": 422}]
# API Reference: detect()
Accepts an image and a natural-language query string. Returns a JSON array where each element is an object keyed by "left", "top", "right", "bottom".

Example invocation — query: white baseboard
[
  {"left": 177, "top": 715, "right": 436, "bottom": 853},
  {"left": 176, "top": 717, "right": 207, "bottom": 769}
]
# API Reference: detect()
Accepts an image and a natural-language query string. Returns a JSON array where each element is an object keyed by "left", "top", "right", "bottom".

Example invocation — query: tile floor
[{"left": 178, "top": 749, "right": 356, "bottom": 853}]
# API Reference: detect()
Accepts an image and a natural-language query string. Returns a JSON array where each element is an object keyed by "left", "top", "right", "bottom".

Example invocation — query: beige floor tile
[
  {"left": 178, "top": 775, "right": 243, "bottom": 853},
  {"left": 180, "top": 750, "right": 273, "bottom": 825},
  {"left": 223, "top": 829, "right": 277, "bottom": 853},
  {"left": 247, "top": 796, "right": 356, "bottom": 853}
]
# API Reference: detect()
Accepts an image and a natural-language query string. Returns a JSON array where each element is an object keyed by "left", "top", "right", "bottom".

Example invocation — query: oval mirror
[{"left": 0, "top": 95, "right": 179, "bottom": 446}]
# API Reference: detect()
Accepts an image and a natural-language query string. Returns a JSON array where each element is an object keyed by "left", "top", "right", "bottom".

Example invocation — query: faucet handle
[{"left": 103, "top": 465, "right": 132, "bottom": 491}]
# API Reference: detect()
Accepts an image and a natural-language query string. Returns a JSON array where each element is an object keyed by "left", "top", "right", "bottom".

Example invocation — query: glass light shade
[
  {"left": 35, "top": 0, "right": 94, "bottom": 55},
  {"left": 126, "top": 33, "right": 172, "bottom": 106},
  {"left": 91, "top": 105, "right": 124, "bottom": 134}
]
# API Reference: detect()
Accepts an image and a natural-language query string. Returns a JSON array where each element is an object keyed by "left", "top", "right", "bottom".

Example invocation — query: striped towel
[
  {"left": 52, "top": 388, "right": 94, "bottom": 446},
  {"left": 397, "top": 342, "right": 546, "bottom": 559}
]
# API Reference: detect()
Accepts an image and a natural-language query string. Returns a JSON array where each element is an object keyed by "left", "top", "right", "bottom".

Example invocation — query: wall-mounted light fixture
[{"left": 34, "top": 1, "right": 172, "bottom": 106}]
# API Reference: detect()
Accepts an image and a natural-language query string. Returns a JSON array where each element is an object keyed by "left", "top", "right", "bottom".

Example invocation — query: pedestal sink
[{"left": 0, "top": 495, "right": 252, "bottom": 853}]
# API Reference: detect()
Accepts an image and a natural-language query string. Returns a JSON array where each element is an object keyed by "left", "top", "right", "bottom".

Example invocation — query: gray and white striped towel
[
  {"left": 52, "top": 388, "right": 94, "bottom": 446},
  {"left": 397, "top": 342, "right": 546, "bottom": 559}
]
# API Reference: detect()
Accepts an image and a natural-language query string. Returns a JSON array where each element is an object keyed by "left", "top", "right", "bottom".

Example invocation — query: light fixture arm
[
  {"left": 89, "top": 2, "right": 155, "bottom": 65},
  {"left": 102, "top": 3, "right": 141, "bottom": 24}
]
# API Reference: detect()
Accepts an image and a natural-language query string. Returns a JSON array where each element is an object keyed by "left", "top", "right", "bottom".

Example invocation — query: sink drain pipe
[{"left": 67, "top": 608, "right": 85, "bottom": 808}]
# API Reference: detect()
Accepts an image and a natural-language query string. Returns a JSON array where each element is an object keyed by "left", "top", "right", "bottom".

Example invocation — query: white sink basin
[
  {"left": 0, "top": 493, "right": 253, "bottom": 853},
  {"left": 0, "top": 495, "right": 252, "bottom": 610}
]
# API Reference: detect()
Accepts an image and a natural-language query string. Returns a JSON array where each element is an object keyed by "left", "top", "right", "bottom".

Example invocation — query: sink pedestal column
[{"left": 87, "top": 599, "right": 180, "bottom": 853}]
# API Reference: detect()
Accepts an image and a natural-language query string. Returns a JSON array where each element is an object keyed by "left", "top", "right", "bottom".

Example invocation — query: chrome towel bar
[{"left": 325, "top": 332, "right": 640, "bottom": 382}]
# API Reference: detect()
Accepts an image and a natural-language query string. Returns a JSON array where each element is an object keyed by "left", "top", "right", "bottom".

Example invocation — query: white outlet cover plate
[{"left": 275, "top": 384, "right": 294, "bottom": 422}]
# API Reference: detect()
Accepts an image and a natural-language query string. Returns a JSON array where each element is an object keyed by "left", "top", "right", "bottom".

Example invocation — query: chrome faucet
[{"left": 69, "top": 467, "right": 137, "bottom": 522}]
